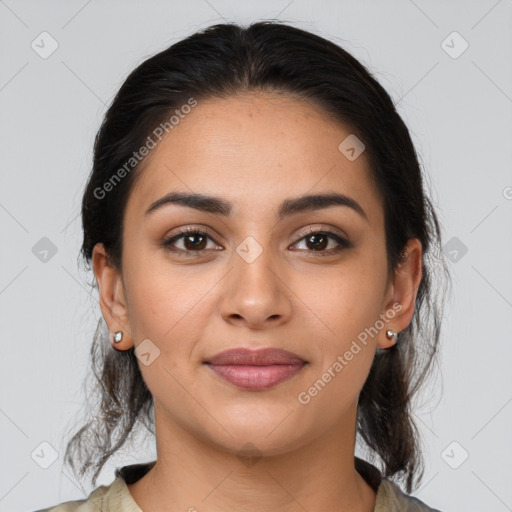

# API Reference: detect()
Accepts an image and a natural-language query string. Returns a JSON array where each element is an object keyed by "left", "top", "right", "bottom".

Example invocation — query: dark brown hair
[{"left": 65, "top": 20, "right": 451, "bottom": 494}]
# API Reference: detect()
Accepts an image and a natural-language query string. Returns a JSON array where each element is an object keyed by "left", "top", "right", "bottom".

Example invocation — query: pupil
[
  {"left": 185, "top": 234, "right": 206, "bottom": 250},
  {"left": 308, "top": 234, "right": 327, "bottom": 251}
]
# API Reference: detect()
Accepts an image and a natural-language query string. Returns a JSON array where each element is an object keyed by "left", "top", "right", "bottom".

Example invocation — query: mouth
[{"left": 203, "top": 347, "right": 308, "bottom": 391}]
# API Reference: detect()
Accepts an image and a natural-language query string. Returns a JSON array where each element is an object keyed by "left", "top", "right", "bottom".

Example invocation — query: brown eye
[
  {"left": 162, "top": 229, "right": 221, "bottom": 256},
  {"left": 291, "top": 230, "right": 350, "bottom": 256},
  {"left": 304, "top": 233, "right": 329, "bottom": 251},
  {"left": 181, "top": 232, "right": 208, "bottom": 250},
  {"left": 162, "top": 227, "right": 350, "bottom": 258}
]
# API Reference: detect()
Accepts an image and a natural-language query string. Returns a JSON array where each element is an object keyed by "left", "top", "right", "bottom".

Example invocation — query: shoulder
[
  {"left": 377, "top": 478, "right": 444, "bottom": 512},
  {"left": 30, "top": 479, "right": 119, "bottom": 512},
  {"left": 355, "top": 456, "right": 443, "bottom": 512},
  {"left": 32, "top": 461, "right": 154, "bottom": 512}
]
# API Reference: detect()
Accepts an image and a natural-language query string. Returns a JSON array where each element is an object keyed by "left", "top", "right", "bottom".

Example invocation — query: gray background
[{"left": 1, "top": 1, "right": 511, "bottom": 511}]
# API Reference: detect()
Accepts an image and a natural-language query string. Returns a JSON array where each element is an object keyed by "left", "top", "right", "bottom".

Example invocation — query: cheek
[
  {"left": 121, "top": 256, "right": 218, "bottom": 401},
  {"left": 296, "top": 259, "right": 387, "bottom": 345},
  {"left": 121, "top": 247, "right": 214, "bottom": 344},
  {"left": 290, "top": 252, "right": 387, "bottom": 405},
  {"left": 291, "top": 269, "right": 382, "bottom": 418}
]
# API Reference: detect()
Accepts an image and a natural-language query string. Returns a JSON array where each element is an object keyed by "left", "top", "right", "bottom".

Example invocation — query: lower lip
[{"left": 204, "top": 363, "right": 307, "bottom": 390}]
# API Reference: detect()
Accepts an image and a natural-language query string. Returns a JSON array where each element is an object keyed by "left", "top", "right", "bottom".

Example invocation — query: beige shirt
[{"left": 33, "top": 457, "right": 443, "bottom": 511}]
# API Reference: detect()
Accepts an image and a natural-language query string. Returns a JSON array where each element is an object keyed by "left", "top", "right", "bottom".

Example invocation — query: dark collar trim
[
  {"left": 115, "top": 456, "right": 382, "bottom": 492},
  {"left": 354, "top": 456, "right": 383, "bottom": 492},
  {"left": 115, "top": 460, "right": 156, "bottom": 485}
]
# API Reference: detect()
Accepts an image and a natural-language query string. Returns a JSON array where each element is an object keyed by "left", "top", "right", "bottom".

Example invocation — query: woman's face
[{"left": 96, "top": 91, "right": 417, "bottom": 456}]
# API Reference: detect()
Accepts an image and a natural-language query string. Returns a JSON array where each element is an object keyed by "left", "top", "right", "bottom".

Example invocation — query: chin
[{"left": 198, "top": 415, "right": 313, "bottom": 458}]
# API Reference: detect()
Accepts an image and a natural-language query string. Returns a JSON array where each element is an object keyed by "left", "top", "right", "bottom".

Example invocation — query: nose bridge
[
  {"left": 219, "top": 233, "right": 292, "bottom": 326},
  {"left": 232, "top": 234, "right": 280, "bottom": 295}
]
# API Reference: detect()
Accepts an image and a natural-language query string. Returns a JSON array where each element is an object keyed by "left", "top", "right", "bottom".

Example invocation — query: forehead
[{"left": 125, "top": 91, "right": 382, "bottom": 225}]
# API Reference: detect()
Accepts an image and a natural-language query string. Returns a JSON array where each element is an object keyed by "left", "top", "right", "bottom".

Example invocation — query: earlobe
[
  {"left": 378, "top": 238, "right": 423, "bottom": 350},
  {"left": 111, "top": 330, "right": 129, "bottom": 352},
  {"left": 92, "top": 243, "right": 133, "bottom": 350}
]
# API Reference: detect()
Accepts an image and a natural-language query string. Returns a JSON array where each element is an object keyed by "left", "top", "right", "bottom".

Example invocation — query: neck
[{"left": 127, "top": 401, "right": 377, "bottom": 512}]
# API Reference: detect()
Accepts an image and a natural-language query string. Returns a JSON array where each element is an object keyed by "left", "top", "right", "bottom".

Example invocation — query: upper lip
[{"left": 204, "top": 347, "right": 306, "bottom": 366}]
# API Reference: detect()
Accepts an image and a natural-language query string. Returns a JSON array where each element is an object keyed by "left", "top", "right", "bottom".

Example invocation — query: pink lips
[{"left": 204, "top": 347, "right": 307, "bottom": 390}]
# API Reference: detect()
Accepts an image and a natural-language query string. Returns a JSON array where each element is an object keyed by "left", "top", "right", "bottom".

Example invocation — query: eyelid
[
  {"left": 294, "top": 224, "right": 348, "bottom": 241},
  {"left": 163, "top": 225, "right": 221, "bottom": 243}
]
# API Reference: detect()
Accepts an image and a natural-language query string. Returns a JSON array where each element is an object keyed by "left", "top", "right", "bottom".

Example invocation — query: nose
[{"left": 219, "top": 243, "right": 293, "bottom": 330}]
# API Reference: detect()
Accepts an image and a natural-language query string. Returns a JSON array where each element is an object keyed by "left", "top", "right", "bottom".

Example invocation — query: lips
[
  {"left": 204, "top": 347, "right": 306, "bottom": 366},
  {"left": 203, "top": 347, "right": 308, "bottom": 390}
]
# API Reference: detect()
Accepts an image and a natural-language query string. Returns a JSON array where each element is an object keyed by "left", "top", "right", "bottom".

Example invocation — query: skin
[{"left": 92, "top": 91, "right": 422, "bottom": 512}]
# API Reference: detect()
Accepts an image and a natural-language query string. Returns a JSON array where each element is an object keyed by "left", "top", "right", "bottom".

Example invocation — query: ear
[
  {"left": 378, "top": 238, "right": 423, "bottom": 349},
  {"left": 92, "top": 243, "right": 133, "bottom": 350}
]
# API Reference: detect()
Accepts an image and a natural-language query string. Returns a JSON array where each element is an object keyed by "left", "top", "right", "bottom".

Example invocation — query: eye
[
  {"left": 162, "top": 228, "right": 222, "bottom": 257},
  {"left": 290, "top": 229, "right": 350, "bottom": 256},
  {"left": 162, "top": 226, "right": 351, "bottom": 257}
]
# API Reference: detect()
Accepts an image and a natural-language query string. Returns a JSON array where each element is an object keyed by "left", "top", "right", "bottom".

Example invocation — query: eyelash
[{"left": 162, "top": 226, "right": 350, "bottom": 258}]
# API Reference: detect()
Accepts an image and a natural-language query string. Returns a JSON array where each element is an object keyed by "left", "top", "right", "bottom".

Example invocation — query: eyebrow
[{"left": 145, "top": 191, "right": 368, "bottom": 222}]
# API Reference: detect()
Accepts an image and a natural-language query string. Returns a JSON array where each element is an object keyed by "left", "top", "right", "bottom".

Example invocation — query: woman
[{"left": 35, "top": 20, "right": 449, "bottom": 512}]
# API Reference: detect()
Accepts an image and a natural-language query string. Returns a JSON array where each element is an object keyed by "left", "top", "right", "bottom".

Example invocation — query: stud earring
[
  {"left": 113, "top": 331, "right": 123, "bottom": 343},
  {"left": 385, "top": 330, "right": 398, "bottom": 344}
]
